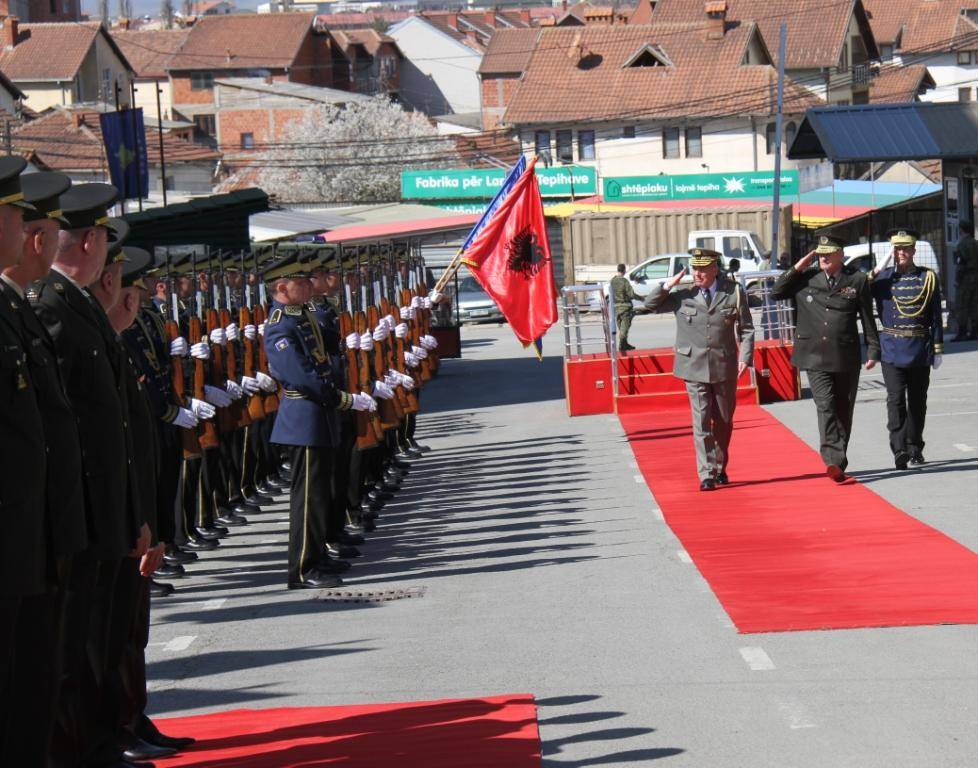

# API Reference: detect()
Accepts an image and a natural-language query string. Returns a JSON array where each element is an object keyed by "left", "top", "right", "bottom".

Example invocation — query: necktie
[{"left": 828, "top": 276, "right": 836, "bottom": 290}]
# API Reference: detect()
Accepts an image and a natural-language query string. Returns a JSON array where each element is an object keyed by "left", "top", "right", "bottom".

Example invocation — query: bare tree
[
  {"left": 161, "top": 0, "right": 175, "bottom": 27},
  {"left": 98, "top": 0, "right": 109, "bottom": 26},
  {"left": 256, "top": 98, "right": 457, "bottom": 204},
  {"left": 117, "top": 0, "right": 133, "bottom": 19},
  {"left": 182, "top": 0, "right": 194, "bottom": 18}
]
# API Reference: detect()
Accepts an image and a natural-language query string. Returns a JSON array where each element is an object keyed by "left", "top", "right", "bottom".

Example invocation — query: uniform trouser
[
  {"left": 881, "top": 363, "right": 931, "bottom": 457},
  {"left": 118, "top": 576, "right": 151, "bottom": 748},
  {"left": 956, "top": 282, "right": 978, "bottom": 334},
  {"left": 616, "top": 307, "right": 634, "bottom": 349},
  {"left": 285, "top": 445, "right": 334, "bottom": 584},
  {"left": 181, "top": 448, "right": 227, "bottom": 533},
  {"left": 218, "top": 427, "right": 246, "bottom": 505},
  {"left": 6, "top": 557, "right": 71, "bottom": 765},
  {"left": 807, "top": 368, "right": 860, "bottom": 470},
  {"left": 0, "top": 596, "right": 20, "bottom": 763},
  {"left": 239, "top": 419, "right": 264, "bottom": 498},
  {"left": 259, "top": 411, "right": 280, "bottom": 483},
  {"left": 157, "top": 425, "right": 180, "bottom": 545},
  {"left": 333, "top": 415, "right": 356, "bottom": 519},
  {"left": 347, "top": 444, "right": 365, "bottom": 511},
  {"left": 684, "top": 378, "right": 738, "bottom": 481}
]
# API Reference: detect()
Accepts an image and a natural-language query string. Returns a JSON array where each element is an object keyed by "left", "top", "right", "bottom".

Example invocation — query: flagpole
[{"left": 130, "top": 81, "right": 143, "bottom": 212}]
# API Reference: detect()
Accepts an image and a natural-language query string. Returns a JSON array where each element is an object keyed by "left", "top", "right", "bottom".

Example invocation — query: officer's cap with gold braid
[
  {"left": 58, "top": 182, "right": 118, "bottom": 230},
  {"left": 121, "top": 247, "right": 153, "bottom": 288},
  {"left": 0, "top": 156, "right": 37, "bottom": 212},
  {"left": 814, "top": 234, "right": 845, "bottom": 254},
  {"left": 887, "top": 227, "right": 920, "bottom": 247},
  {"left": 106, "top": 217, "right": 131, "bottom": 263},
  {"left": 260, "top": 249, "right": 313, "bottom": 281},
  {"left": 688, "top": 247, "right": 722, "bottom": 266},
  {"left": 20, "top": 172, "right": 71, "bottom": 226}
]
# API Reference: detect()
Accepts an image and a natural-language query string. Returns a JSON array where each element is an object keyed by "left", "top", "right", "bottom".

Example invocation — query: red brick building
[
  {"left": 478, "top": 28, "right": 539, "bottom": 130},
  {"left": 0, "top": 0, "right": 80, "bottom": 22}
]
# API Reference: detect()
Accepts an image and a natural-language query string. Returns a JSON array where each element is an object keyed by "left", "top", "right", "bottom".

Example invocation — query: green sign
[
  {"left": 603, "top": 170, "right": 798, "bottom": 202},
  {"left": 401, "top": 166, "right": 597, "bottom": 200}
]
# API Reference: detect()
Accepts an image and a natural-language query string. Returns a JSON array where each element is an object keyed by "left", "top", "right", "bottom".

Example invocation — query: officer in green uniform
[
  {"left": 953, "top": 220, "right": 978, "bottom": 340},
  {"left": 871, "top": 228, "right": 943, "bottom": 469},
  {"left": 610, "top": 263, "right": 638, "bottom": 352},
  {"left": 772, "top": 235, "right": 881, "bottom": 482}
]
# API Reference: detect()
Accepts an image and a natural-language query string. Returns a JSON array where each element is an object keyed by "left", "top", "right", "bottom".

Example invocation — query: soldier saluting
[
  {"left": 644, "top": 248, "right": 754, "bottom": 491},
  {"left": 871, "top": 228, "right": 943, "bottom": 469},
  {"left": 772, "top": 235, "right": 881, "bottom": 482}
]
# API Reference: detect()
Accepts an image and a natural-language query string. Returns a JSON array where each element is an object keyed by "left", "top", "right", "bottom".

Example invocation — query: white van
[
  {"left": 843, "top": 240, "right": 940, "bottom": 275},
  {"left": 688, "top": 230, "right": 768, "bottom": 273}
]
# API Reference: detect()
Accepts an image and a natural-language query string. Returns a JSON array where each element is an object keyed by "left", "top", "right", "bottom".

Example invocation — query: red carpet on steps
[
  {"left": 153, "top": 694, "right": 540, "bottom": 767},
  {"left": 621, "top": 405, "right": 978, "bottom": 633}
]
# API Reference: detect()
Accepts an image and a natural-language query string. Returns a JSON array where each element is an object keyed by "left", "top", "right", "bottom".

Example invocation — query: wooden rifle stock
[
  {"left": 166, "top": 317, "right": 202, "bottom": 458},
  {"left": 354, "top": 310, "right": 386, "bottom": 440},
  {"left": 379, "top": 298, "right": 414, "bottom": 414},
  {"left": 239, "top": 305, "right": 266, "bottom": 422},
  {"left": 366, "top": 305, "right": 403, "bottom": 428},
  {"left": 189, "top": 314, "right": 220, "bottom": 450},
  {"left": 389, "top": 304, "right": 419, "bottom": 413},
  {"left": 206, "top": 307, "right": 234, "bottom": 434},
  {"left": 339, "top": 311, "right": 379, "bottom": 449},
  {"left": 221, "top": 307, "right": 251, "bottom": 429},
  {"left": 418, "top": 280, "right": 440, "bottom": 373},
  {"left": 253, "top": 304, "right": 279, "bottom": 414}
]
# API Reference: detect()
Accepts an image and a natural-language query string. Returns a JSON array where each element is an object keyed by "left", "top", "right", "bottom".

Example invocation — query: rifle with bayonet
[
  {"left": 166, "top": 249, "right": 203, "bottom": 458},
  {"left": 190, "top": 249, "right": 220, "bottom": 451}
]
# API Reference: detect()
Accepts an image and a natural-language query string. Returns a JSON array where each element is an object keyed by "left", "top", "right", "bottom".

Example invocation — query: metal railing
[
  {"left": 735, "top": 270, "right": 796, "bottom": 344},
  {"left": 561, "top": 284, "right": 617, "bottom": 396}
]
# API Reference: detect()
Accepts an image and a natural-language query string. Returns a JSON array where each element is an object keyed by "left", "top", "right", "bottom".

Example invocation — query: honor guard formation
[{"left": 0, "top": 164, "right": 444, "bottom": 766}]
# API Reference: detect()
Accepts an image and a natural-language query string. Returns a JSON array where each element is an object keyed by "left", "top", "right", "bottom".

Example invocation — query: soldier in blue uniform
[
  {"left": 262, "top": 251, "right": 376, "bottom": 589},
  {"left": 871, "top": 228, "right": 943, "bottom": 469}
]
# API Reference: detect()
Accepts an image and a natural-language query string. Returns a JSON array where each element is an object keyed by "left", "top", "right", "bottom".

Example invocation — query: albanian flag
[{"left": 460, "top": 157, "right": 557, "bottom": 354}]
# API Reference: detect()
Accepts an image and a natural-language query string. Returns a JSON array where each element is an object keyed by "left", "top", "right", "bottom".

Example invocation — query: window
[
  {"left": 785, "top": 121, "right": 797, "bottom": 151},
  {"left": 190, "top": 72, "right": 214, "bottom": 91},
  {"left": 380, "top": 56, "right": 396, "bottom": 79},
  {"left": 632, "top": 258, "right": 670, "bottom": 281},
  {"left": 960, "top": 87, "right": 973, "bottom": 102},
  {"left": 240, "top": 132, "right": 254, "bottom": 149},
  {"left": 695, "top": 236, "right": 716, "bottom": 251},
  {"left": 578, "top": 130, "right": 595, "bottom": 160},
  {"left": 721, "top": 236, "right": 751, "bottom": 262},
  {"left": 959, "top": 51, "right": 972, "bottom": 65},
  {"left": 685, "top": 126, "right": 702, "bottom": 158},
  {"left": 765, "top": 122, "right": 777, "bottom": 154},
  {"left": 534, "top": 130, "right": 551, "bottom": 159},
  {"left": 672, "top": 256, "right": 690, "bottom": 274},
  {"left": 193, "top": 114, "right": 215, "bottom": 138},
  {"left": 622, "top": 125, "right": 636, "bottom": 139},
  {"left": 662, "top": 127, "right": 680, "bottom": 159},
  {"left": 880, "top": 44, "right": 893, "bottom": 61},
  {"left": 556, "top": 129, "right": 573, "bottom": 163}
]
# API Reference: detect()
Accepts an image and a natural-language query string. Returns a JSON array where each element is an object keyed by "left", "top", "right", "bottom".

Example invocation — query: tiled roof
[
  {"left": 331, "top": 28, "right": 395, "bottom": 57},
  {"left": 862, "top": 0, "right": 908, "bottom": 46},
  {"left": 455, "top": 128, "right": 522, "bottom": 166},
  {"left": 314, "top": 11, "right": 412, "bottom": 31},
  {"left": 479, "top": 28, "right": 540, "bottom": 74},
  {"left": 11, "top": 106, "right": 219, "bottom": 172},
  {"left": 418, "top": 11, "right": 531, "bottom": 52},
  {"left": 112, "top": 29, "right": 189, "bottom": 79},
  {"left": 503, "top": 24, "right": 821, "bottom": 125},
  {"left": 167, "top": 12, "right": 315, "bottom": 71},
  {"left": 0, "top": 22, "right": 105, "bottom": 81},
  {"left": 899, "top": 0, "right": 978, "bottom": 53},
  {"left": 869, "top": 64, "right": 934, "bottom": 102},
  {"left": 651, "top": 0, "right": 878, "bottom": 69}
]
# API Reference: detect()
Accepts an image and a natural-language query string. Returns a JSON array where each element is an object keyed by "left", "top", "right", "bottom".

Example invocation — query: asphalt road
[{"left": 146, "top": 317, "right": 978, "bottom": 767}]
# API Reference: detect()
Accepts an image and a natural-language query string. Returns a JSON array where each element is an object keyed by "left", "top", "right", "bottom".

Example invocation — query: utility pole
[
  {"left": 770, "top": 22, "right": 787, "bottom": 261},
  {"left": 155, "top": 79, "right": 168, "bottom": 207}
]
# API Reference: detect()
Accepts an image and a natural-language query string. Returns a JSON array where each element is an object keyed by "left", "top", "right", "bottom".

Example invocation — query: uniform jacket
[
  {"left": 1, "top": 280, "right": 87, "bottom": 561},
  {"left": 309, "top": 296, "right": 346, "bottom": 390},
  {"left": 0, "top": 290, "right": 47, "bottom": 596},
  {"left": 954, "top": 234, "right": 978, "bottom": 287},
  {"left": 264, "top": 300, "right": 351, "bottom": 448},
  {"left": 120, "top": 348, "right": 158, "bottom": 542},
  {"left": 31, "top": 271, "right": 138, "bottom": 559},
  {"left": 771, "top": 265, "right": 881, "bottom": 373},
  {"left": 871, "top": 266, "right": 943, "bottom": 368},
  {"left": 644, "top": 277, "right": 755, "bottom": 384},
  {"left": 610, "top": 275, "right": 637, "bottom": 311},
  {"left": 123, "top": 307, "right": 179, "bottom": 424}
]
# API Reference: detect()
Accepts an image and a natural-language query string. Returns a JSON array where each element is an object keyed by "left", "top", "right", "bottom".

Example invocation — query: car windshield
[{"left": 458, "top": 276, "right": 485, "bottom": 293}]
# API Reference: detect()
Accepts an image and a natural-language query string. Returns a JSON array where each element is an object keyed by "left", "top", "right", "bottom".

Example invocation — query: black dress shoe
[
  {"left": 215, "top": 511, "right": 247, "bottom": 527},
  {"left": 232, "top": 501, "right": 261, "bottom": 515},
  {"left": 390, "top": 458, "right": 411, "bottom": 470},
  {"left": 326, "top": 542, "right": 361, "bottom": 559},
  {"left": 264, "top": 476, "right": 288, "bottom": 490},
  {"left": 408, "top": 439, "right": 430, "bottom": 453},
  {"left": 319, "top": 556, "right": 352, "bottom": 573},
  {"left": 894, "top": 450, "right": 910, "bottom": 470},
  {"left": 137, "top": 715, "right": 196, "bottom": 751},
  {"left": 194, "top": 527, "right": 223, "bottom": 541},
  {"left": 124, "top": 738, "right": 177, "bottom": 761},
  {"left": 244, "top": 493, "right": 269, "bottom": 507},
  {"left": 374, "top": 482, "right": 399, "bottom": 495},
  {"left": 164, "top": 546, "right": 198, "bottom": 564},
  {"left": 182, "top": 537, "right": 218, "bottom": 551},
  {"left": 909, "top": 452, "right": 926, "bottom": 466},
  {"left": 154, "top": 562, "right": 185, "bottom": 579},
  {"left": 398, "top": 448, "right": 423, "bottom": 460},
  {"left": 288, "top": 570, "right": 342, "bottom": 589},
  {"left": 256, "top": 483, "right": 281, "bottom": 497},
  {"left": 715, "top": 472, "right": 729, "bottom": 485},
  {"left": 700, "top": 479, "right": 716, "bottom": 491},
  {"left": 340, "top": 530, "right": 365, "bottom": 545},
  {"left": 826, "top": 464, "right": 847, "bottom": 483},
  {"left": 620, "top": 342, "right": 636, "bottom": 351},
  {"left": 364, "top": 492, "right": 386, "bottom": 508},
  {"left": 149, "top": 580, "right": 174, "bottom": 597}
]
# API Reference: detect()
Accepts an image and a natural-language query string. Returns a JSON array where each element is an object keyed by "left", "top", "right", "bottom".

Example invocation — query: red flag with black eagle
[{"left": 460, "top": 157, "right": 558, "bottom": 355}]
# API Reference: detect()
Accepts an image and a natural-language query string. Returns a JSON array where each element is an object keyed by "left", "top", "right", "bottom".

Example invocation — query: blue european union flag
[{"left": 99, "top": 108, "right": 149, "bottom": 201}]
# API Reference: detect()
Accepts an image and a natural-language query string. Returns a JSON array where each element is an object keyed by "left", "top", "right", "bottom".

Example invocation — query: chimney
[
  {"left": 519, "top": 9, "right": 530, "bottom": 24},
  {"left": 445, "top": 12, "right": 458, "bottom": 30},
  {"left": 705, "top": 0, "right": 726, "bottom": 40},
  {"left": 484, "top": 10, "right": 495, "bottom": 25},
  {"left": 562, "top": 0, "right": 567, "bottom": 12},
  {"left": 3, "top": 16, "right": 18, "bottom": 51}
]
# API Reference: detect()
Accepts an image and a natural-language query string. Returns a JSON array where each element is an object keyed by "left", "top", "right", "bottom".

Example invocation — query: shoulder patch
[
  {"left": 268, "top": 308, "right": 283, "bottom": 325},
  {"left": 275, "top": 338, "right": 289, "bottom": 351},
  {"left": 284, "top": 305, "right": 303, "bottom": 316}
]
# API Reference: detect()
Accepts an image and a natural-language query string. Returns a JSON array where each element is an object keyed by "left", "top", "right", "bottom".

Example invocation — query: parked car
[{"left": 455, "top": 275, "right": 504, "bottom": 324}]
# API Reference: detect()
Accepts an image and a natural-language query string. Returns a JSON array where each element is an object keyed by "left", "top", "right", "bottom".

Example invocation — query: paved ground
[{"left": 147, "top": 316, "right": 978, "bottom": 767}]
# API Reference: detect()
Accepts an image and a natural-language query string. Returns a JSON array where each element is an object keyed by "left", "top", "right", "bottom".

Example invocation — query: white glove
[
  {"left": 933, "top": 354, "right": 943, "bottom": 370},
  {"left": 243, "top": 324, "right": 257, "bottom": 340},
  {"left": 412, "top": 296, "right": 423, "bottom": 308},
  {"left": 169, "top": 337, "right": 189, "bottom": 357},
  {"left": 190, "top": 398, "right": 215, "bottom": 420},
  {"left": 373, "top": 324, "right": 389, "bottom": 341},
  {"left": 405, "top": 351, "right": 419, "bottom": 368},
  {"left": 372, "top": 380, "right": 395, "bottom": 400},
  {"left": 399, "top": 305, "right": 412, "bottom": 319},
  {"left": 171, "top": 407, "right": 199, "bottom": 429},
  {"left": 396, "top": 371, "right": 415, "bottom": 391},
  {"left": 258, "top": 322, "right": 266, "bottom": 336},
  {"left": 226, "top": 379, "right": 244, "bottom": 399},
  {"left": 429, "top": 289, "right": 444, "bottom": 304},
  {"left": 209, "top": 327, "right": 227, "bottom": 346},
  {"left": 394, "top": 322, "right": 408, "bottom": 339},
  {"left": 421, "top": 334, "right": 438, "bottom": 350},
  {"left": 411, "top": 345, "right": 428, "bottom": 360},
  {"left": 225, "top": 323, "right": 239, "bottom": 341},
  {"left": 345, "top": 332, "right": 360, "bottom": 350},
  {"left": 384, "top": 314, "right": 395, "bottom": 328},
  {"left": 359, "top": 332, "right": 374, "bottom": 351},
  {"left": 350, "top": 392, "right": 377, "bottom": 412},
  {"left": 256, "top": 371, "right": 277, "bottom": 392},
  {"left": 190, "top": 342, "right": 211, "bottom": 360},
  {"left": 423, "top": 297, "right": 433, "bottom": 309},
  {"left": 204, "top": 384, "right": 232, "bottom": 408},
  {"left": 241, "top": 375, "right": 261, "bottom": 395}
]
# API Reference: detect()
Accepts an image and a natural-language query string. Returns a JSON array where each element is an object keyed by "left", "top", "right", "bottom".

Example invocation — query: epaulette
[
  {"left": 268, "top": 308, "right": 283, "bottom": 325},
  {"left": 284, "top": 304, "right": 303, "bottom": 316}
]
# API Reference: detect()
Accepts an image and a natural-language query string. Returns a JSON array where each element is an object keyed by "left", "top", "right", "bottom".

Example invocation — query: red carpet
[
  {"left": 153, "top": 694, "right": 540, "bottom": 767},
  {"left": 622, "top": 405, "right": 978, "bottom": 633}
]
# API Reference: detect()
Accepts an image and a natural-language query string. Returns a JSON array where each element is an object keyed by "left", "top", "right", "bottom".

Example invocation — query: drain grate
[{"left": 315, "top": 586, "right": 427, "bottom": 603}]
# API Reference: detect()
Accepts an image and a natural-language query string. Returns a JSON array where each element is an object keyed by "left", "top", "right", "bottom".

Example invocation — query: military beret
[
  {"left": 887, "top": 227, "right": 920, "bottom": 246},
  {"left": 814, "top": 235, "right": 845, "bottom": 254},
  {"left": 688, "top": 247, "right": 722, "bottom": 267},
  {"left": 20, "top": 171, "right": 71, "bottom": 226},
  {"left": 0, "top": 156, "right": 36, "bottom": 212},
  {"left": 58, "top": 183, "right": 118, "bottom": 230}
]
